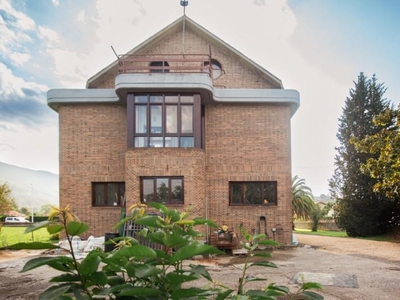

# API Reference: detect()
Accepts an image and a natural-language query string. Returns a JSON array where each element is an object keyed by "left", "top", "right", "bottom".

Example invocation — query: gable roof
[{"left": 86, "top": 15, "right": 283, "bottom": 89}]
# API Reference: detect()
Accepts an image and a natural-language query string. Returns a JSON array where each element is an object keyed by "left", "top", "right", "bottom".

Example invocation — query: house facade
[{"left": 47, "top": 16, "right": 299, "bottom": 245}]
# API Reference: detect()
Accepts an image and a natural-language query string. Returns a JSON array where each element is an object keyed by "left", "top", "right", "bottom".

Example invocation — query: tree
[
  {"left": 19, "top": 207, "right": 30, "bottom": 215},
  {"left": 0, "top": 182, "right": 18, "bottom": 215},
  {"left": 292, "top": 175, "right": 316, "bottom": 220},
  {"left": 40, "top": 204, "right": 53, "bottom": 216},
  {"left": 329, "top": 73, "right": 394, "bottom": 236}
]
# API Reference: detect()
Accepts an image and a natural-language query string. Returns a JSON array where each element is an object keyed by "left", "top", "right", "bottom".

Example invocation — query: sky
[{"left": 0, "top": 0, "right": 399, "bottom": 197}]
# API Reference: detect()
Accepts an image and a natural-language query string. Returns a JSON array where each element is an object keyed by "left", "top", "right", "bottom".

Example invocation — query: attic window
[
  {"left": 149, "top": 61, "right": 170, "bottom": 73},
  {"left": 204, "top": 59, "right": 222, "bottom": 79}
]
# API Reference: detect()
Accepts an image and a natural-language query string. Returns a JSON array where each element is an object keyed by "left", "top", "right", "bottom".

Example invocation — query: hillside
[{"left": 0, "top": 162, "right": 59, "bottom": 212}]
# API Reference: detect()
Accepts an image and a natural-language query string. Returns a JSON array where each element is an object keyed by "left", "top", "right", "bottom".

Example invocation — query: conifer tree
[{"left": 329, "top": 73, "right": 393, "bottom": 236}]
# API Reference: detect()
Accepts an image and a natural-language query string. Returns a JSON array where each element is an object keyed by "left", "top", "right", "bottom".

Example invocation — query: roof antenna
[{"left": 180, "top": 1, "right": 188, "bottom": 46}]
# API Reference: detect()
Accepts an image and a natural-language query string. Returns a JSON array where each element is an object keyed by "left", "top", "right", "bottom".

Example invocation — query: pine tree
[{"left": 329, "top": 73, "right": 393, "bottom": 236}]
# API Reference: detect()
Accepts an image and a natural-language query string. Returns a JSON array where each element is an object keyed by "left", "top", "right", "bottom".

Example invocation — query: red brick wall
[
  {"left": 59, "top": 104, "right": 126, "bottom": 238},
  {"left": 205, "top": 104, "right": 293, "bottom": 245},
  {"left": 58, "top": 25, "right": 294, "bottom": 245}
]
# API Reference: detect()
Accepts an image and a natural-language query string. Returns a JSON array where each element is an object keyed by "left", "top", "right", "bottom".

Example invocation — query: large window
[
  {"left": 128, "top": 94, "right": 202, "bottom": 148},
  {"left": 93, "top": 182, "right": 125, "bottom": 207},
  {"left": 141, "top": 177, "right": 184, "bottom": 204},
  {"left": 229, "top": 182, "right": 277, "bottom": 206}
]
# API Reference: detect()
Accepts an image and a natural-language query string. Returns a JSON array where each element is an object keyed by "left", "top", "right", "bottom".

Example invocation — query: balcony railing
[{"left": 117, "top": 54, "right": 215, "bottom": 76}]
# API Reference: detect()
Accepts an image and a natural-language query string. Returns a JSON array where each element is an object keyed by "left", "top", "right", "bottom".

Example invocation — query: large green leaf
[
  {"left": 249, "top": 261, "right": 277, "bottom": 268},
  {"left": 170, "top": 287, "right": 217, "bottom": 299},
  {"left": 66, "top": 221, "right": 89, "bottom": 236},
  {"left": 132, "top": 263, "right": 162, "bottom": 278},
  {"left": 38, "top": 284, "right": 71, "bottom": 300},
  {"left": 50, "top": 273, "right": 80, "bottom": 283},
  {"left": 193, "top": 217, "right": 219, "bottom": 228},
  {"left": 244, "top": 275, "right": 267, "bottom": 283},
  {"left": 258, "top": 240, "right": 279, "bottom": 246},
  {"left": 215, "top": 289, "right": 234, "bottom": 300},
  {"left": 24, "top": 220, "right": 54, "bottom": 234},
  {"left": 47, "top": 224, "right": 64, "bottom": 234},
  {"left": 90, "top": 271, "right": 108, "bottom": 286},
  {"left": 188, "top": 264, "right": 213, "bottom": 282},
  {"left": 9, "top": 242, "right": 59, "bottom": 250},
  {"left": 118, "top": 287, "right": 163, "bottom": 297},
  {"left": 163, "top": 230, "right": 190, "bottom": 247},
  {"left": 112, "top": 245, "right": 157, "bottom": 260},
  {"left": 147, "top": 231, "right": 166, "bottom": 245},
  {"left": 302, "top": 290, "right": 324, "bottom": 300},
  {"left": 302, "top": 282, "right": 322, "bottom": 290},
  {"left": 171, "top": 242, "right": 222, "bottom": 263},
  {"left": 252, "top": 252, "right": 272, "bottom": 258},
  {"left": 165, "top": 272, "right": 199, "bottom": 286},
  {"left": 78, "top": 254, "right": 101, "bottom": 276},
  {"left": 245, "top": 289, "right": 274, "bottom": 299},
  {"left": 21, "top": 256, "right": 74, "bottom": 272},
  {"left": 134, "top": 215, "right": 165, "bottom": 228},
  {"left": 147, "top": 202, "right": 168, "bottom": 214}
]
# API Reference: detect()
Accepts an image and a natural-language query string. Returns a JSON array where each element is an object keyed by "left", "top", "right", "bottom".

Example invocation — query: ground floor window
[
  {"left": 141, "top": 177, "right": 183, "bottom": 204},
  {"left": 92, "top": 182, "right": 125, "bottom": 206},
  {"left": 229, "top": 181, "right": 277, "bottom": 206}
]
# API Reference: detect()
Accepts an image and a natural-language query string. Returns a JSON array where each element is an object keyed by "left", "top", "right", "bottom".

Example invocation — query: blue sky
[{"left": 0, "top": 0, "right": 399, "bottom": 196}]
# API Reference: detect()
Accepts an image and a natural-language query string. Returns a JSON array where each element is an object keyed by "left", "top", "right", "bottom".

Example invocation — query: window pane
[
  {"left": 107, "top": 183, "right": 119, "bottom": 206},
  {"left": 180, "top": 96, "right": 194, "bottom": 103},
  {"left": 180, "top": 137, "right": 194, "bottom": 147},
  {"left": 151, "top": 106, "right": 162, "bottom": 133},
  {"left": 165, "top": 137, "right": 178, "bottom": 147},
  {"left": 135, "top": 137, "right": 148, "bottom": 147},
  {"left": 135, "top": 106, "right": 147, "bottom": 133},
  {"left": 150, "top": 95, "right": 163, "bottom": 103},
  {"left": 166, "top": 106, "right": 178, "bottom": 133},
  {"left": 94, "top": 184, "right": 105, "bottom": 205},
  {"left": 245, "top": 183, "right": 262, "bottom": 205},
  {"left": 263, "top": 183, "right": 276, "bottom": 204},
  {"left": 181, "top": 106, "right": 193, "bottom": 133},
  {"left": 135, "top": 95, "right": 148, "bottom": 103},
  {"left": 149, "top": 137, "right": 163, "bottom": 147},
  {"left": 157, "top": 178, "right": 169, "bottom": 203},
  {"left": 143, "top": 179, "right": 154, "bottom": 203},
  {"left": 165, "top": 96, "right": 178, "bottom": 103},
  {"left": 171, "top": 179, "right": 183, "bottom": 203},
  {"left": 231, "top": 183, "right": 242, "bottom": 204}
]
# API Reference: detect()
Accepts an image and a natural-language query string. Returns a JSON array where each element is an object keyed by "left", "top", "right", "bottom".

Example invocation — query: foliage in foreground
[{"left": 11, "top": 204, "right": 323, "bottom": 299}]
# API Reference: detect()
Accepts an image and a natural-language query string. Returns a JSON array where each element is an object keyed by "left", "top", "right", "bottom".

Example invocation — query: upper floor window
[
  {"left": 141, "top": 177, "right": 184, "bottom": 204},
  {"left": 93, "top": 182, "right": 125, "bottom": 207},
  {"left": 229, "top": 181, "right": 277, "bottom": 206},
  {"left": 127, "top": 94, "right": 202, "bottom": 148},
  {"left": 149, "top": 61, "right": 169, "bottom": 73}
]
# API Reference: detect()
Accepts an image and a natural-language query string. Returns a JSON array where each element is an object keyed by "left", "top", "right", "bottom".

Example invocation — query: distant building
[{"left": 47, "top": 16, "right": 299, "bottom": 245}]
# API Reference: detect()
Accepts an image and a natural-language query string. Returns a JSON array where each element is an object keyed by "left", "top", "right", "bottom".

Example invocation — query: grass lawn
[
  {"left": 0, "top": 226, "right": 52, "bottom": 247},
  {"left": 294, "top": 229, "right": 348, "bottom": 237}
]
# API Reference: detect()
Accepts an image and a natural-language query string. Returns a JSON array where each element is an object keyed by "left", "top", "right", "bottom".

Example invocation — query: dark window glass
[
  {"left": 141, "top": 177, "right": 183, "bottom": 204},
  {"left": 93, "top": 182, "right": 125, "bottom": 207},
  {"left": 132, "top": 94, "right": 198, "bottom": 148},
  {"left": 229, "top": 182, "right": 277, "bottom": 206},
  {"left": 149, "top": 61, "right": 169, "bottom": 73}
]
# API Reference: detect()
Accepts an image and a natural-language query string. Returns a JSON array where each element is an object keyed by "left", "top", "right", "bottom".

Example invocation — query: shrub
[{"left": 11, "top": 203, "right": 323, "bottom": 299}]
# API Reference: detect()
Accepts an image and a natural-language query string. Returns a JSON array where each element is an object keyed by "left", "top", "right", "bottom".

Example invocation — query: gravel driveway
[{"left": 1, "top": 234, "right": 399, "bottom": 299}]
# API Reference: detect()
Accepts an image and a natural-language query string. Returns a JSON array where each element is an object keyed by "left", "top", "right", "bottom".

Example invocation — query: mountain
[{"left": 0, "top": 162, "right": 59, "bottom": 213}]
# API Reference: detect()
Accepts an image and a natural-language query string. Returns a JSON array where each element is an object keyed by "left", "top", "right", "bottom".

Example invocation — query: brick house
[{"left": 47, "top": 16, "right": 299, "bottom": 245}]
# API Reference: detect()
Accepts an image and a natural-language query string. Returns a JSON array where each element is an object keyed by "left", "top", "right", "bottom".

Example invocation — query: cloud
[
  {"left": 51, "top": 0, "right": 60, "bottom": 7},
  {"left": 38, "top": 25, "right": 59, "bottom": 43},
  {"left": 0, "top": 62, "right": 55, "bottom": 127}
]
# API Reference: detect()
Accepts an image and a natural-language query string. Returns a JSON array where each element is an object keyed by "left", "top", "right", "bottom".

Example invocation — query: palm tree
[{"left": 292, "top": 175, "right": 316, "bottom": 220}]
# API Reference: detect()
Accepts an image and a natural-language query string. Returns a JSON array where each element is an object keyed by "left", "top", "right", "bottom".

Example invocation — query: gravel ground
[{"left": 0, "top": 234, "right": 399, "bottom": 299}]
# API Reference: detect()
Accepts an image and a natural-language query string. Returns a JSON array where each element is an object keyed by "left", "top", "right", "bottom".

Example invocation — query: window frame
[
  {"left": 92, "top": 182, "right": 125, "bottom": 207},
  {"left": 229, "top": 181, "right": 277, "bottom": 206},
  {"left": 127, "top": 93, "right": 202, "bottom": 148},
  {"left": 140, "top": 176, "right": 184, "bottom": 205}
]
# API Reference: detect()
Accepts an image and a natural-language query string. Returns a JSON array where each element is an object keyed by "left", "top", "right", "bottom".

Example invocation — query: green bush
[{"left": 11, "top": 203, "right": 323, "bottom": 299}]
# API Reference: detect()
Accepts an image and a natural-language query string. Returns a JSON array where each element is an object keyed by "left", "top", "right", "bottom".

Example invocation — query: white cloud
[
  {"left": 51, "top": 0, "right": 60, "bottom": 7},
  {"left": 38, "top": 25, "right": 59, "bottom": 42},
  {"left": 0, "top": 0, "right": 36, "bottom": 30},
  {"left": 77, "top": 9, "right": 85, "bottom": 23},
  {"left": 9, "top": 52, "right": 31, "bottom": 65}
]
